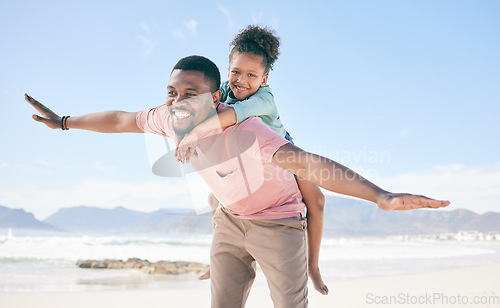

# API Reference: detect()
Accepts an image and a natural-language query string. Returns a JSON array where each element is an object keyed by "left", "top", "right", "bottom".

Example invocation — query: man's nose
[{"left": 172, "top": 95, "right": 189, "bottom": 107}]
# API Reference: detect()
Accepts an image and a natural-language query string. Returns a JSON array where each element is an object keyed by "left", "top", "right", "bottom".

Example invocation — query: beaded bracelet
[
  {"left": 60, "top": 116, "right": 66, "bottom": 130},
  {"left": 60, "top": 116, "right": 71, "bottom": 130},
  {"left": 64, "top": 116, "right": 71, "bottom": 130}
]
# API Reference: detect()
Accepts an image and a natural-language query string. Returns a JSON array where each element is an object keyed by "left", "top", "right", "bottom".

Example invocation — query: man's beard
[
  {"left": 172, "top": 121, "right": 195, "bottom": 136},
  {"left": 168, "top": 105, "right": 195, "bottom": 136}
]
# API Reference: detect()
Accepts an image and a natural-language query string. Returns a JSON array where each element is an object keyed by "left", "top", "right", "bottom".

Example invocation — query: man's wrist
[{"left": 374, "top": 188, "right": 390, "bottom": 204}]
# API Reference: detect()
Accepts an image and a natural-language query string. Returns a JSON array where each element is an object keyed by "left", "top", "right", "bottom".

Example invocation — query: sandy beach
[{"left": 2, "top": 262, "right": 499, "bottom": 308}]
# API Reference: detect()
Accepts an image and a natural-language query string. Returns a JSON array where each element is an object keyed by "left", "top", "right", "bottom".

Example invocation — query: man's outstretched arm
[
  {"left": 25, "top": 94, "right": 143, "bottom": 133},
  {"left": 272, "top": 143, "right": 450, "bottom": 211}
]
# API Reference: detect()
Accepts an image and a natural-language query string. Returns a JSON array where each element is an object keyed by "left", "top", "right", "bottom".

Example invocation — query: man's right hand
[{"left": 24, "top": 93, "right": 62, "bottom": 129}]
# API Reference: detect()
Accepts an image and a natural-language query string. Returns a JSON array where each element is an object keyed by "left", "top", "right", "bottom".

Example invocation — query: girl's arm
[
  {"left": 176, "top": 87, "right": 275, "bottom": 162},
  {"left": 175, "top": 108, "right": 237, "bottom": 163},
  {"left": 192, "top": 107, "right": 237, "bottom": 135},
  {"left": 229, "top": 86, "right": 275, "bottom": 124},
  {"left": 189, "top": 86, "right": 275, "bottom": 135}
]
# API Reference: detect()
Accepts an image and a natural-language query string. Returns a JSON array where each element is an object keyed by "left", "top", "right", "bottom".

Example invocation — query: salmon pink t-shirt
[{"left": 136, "top": 103, "right": 305, "bottom": 220}]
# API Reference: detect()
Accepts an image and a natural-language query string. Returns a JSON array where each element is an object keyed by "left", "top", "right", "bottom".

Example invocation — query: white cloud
[
  {"left": 184, "top": 19, "right": 197, "bottom": 35},
  {"left": 270, "top": 17, "right": 280, "bottom": 29},
  {"left": 376, "top": 163, "right": 500, "bottom": 214},
  {"left": 218, "top": 4, "right": 235, "bottom": 30},
  {"left": 135, "top": 23, "right": 157, "bottom": 58},
  {"left": 251, "top": 10, "right": 264, "bottom": 25},
  {"left": 90, "top": 161, "right": 115, "bottom": 171},
  {"left": 35, "top": 160, "right": 53, "bottom": 166},
  {"left": 398, "top": 128, "right": 409, "bottom": 138},
  {"left": 138, "top": 22, "right": 150, "bottom": 34},
  {"left": 172, "top": 19, "right": 198, "bottom": 41},
  {"left": 0, "top": 162, "right": 8, "bottom": 170},
  {"left": 172, "top": 29, "right": 185, "bottom": 40}
]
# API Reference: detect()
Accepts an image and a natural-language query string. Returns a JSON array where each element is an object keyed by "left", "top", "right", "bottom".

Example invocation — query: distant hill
[
  {"left": 125, "top": 209, "right": 212, "bottom": 234},
  {"left": 44, "top": 206, "right": 148, "bottom": 232},
  {"left": 321, "top": 196, "right": 500, "bottom": 236},
  {"left": 1, "top": 197, "right": 499, "bottom": 236},
  {"left": 43, "top": 206, "right": 211, "bottom": 234},
  {"left": 0, "top": 205, "right": 57, "bottom": 230}
]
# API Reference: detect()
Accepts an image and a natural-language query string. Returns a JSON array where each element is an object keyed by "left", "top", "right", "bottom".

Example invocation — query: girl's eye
[
  {"left": 249, "top": 74, "right": 256, "bottom": 78},
  {"left": 168, "top": 91, "right": 176, "bottom": 96},
  {"left": 231, "top": 70, "right": 239, "bottom": 75}
]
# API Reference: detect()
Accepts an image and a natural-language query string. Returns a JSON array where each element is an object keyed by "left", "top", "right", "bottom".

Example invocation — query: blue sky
[{"left": 1, "top": 0, "right": 499, "bottom": 219}]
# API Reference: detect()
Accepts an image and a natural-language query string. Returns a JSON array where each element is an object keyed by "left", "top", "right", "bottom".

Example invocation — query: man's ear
[
  {"left": 260, "top": 75, "right": 268, "bottom": 87},
  {"left": 212, "top": 90, "right": 222, "bottom": 108}
]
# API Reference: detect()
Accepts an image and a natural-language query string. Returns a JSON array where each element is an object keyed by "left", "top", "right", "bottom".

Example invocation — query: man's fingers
[
  {"left": 413, "top": 195, "right": 450, "bottom": 208},
  {"left": 403, "top": 195, "right": 450, "bottom": 210},
  {"left": 441, "top": 200, "right": 451, "bottom": 207},
  {"left": 25, "top": 93, "right": 52, "bottom": 118},
  {"left": 32, "top": 114, "right": 43, "bottom": 122},
  {"left": 25, "top": 93, "right": 44, "bottom": 112}
]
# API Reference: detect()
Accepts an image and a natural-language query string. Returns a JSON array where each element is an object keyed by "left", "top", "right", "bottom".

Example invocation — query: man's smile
[{"left": 172, "top": 109, "right": 193, "bottom": 119}]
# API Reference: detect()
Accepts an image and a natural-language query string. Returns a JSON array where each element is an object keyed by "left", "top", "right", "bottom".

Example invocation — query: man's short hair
[{"left": 172, "top": 55, "right": 221, "bottom": 92}]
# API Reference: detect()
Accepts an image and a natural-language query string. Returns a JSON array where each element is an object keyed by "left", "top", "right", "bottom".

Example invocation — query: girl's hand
[{"left": 176, "top": 131, "right": 200, "bottom": 163}]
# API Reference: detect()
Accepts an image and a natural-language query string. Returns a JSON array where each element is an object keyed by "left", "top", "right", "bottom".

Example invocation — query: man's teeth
[{"left": 174, "top": 110, "right": 191, "bottom": 119}]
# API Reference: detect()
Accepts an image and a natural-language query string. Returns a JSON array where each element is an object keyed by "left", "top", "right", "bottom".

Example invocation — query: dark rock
[{"left": 76, "top": 258, "right": 209, "bottom": 275}]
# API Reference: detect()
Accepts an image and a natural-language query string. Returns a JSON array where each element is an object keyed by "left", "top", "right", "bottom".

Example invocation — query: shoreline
[{"left": 2, "top": 262, "right": 499, "bottom": 307}]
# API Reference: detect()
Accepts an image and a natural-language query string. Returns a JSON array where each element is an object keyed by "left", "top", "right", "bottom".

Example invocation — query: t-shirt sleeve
[
  {"left": 235, "top": 118, "right": 289, "bottom": 163},
  {"left": 231, "top": 86, "right": 276, "bottom": 124},
  {"left": 136, "top": 104, "right": 173, "bottom": 137}
]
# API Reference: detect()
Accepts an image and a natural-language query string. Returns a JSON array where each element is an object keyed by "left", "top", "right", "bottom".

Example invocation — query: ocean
[{"left": 1, "top": 229, "right": 499, "bottom": 293}]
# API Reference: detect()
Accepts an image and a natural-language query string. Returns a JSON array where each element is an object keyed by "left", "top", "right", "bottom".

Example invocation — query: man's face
[{"left": 166, "top": 69, "right": 217, "bottom": 136}]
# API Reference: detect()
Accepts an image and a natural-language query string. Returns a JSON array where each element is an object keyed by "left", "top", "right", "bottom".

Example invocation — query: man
[{"left": 25, "top": 55, "right": 449, "bottom": 308}]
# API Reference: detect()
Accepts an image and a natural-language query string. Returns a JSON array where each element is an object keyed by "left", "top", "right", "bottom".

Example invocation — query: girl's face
[{"left": 228, "top": 52, "right": 268, "bottom": 100}]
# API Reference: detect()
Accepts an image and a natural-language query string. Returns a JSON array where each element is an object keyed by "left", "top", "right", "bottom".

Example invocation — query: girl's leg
[{"left": 296, "top": 178, "right": 328, "bottom": 295}]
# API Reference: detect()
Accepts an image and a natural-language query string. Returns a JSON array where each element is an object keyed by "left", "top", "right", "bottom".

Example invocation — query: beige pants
[{"left": 210, "top": 206, "right": 309, "bottom": 308}]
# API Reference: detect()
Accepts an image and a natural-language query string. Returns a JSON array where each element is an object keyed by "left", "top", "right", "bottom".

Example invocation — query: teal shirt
[{"left": 220, "top": 80, "right": 287, "bottom": 138}]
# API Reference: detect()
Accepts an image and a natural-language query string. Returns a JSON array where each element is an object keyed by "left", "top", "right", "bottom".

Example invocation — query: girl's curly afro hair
[{"left": 230, "top": 25, "right": 280, "bottom": 74}]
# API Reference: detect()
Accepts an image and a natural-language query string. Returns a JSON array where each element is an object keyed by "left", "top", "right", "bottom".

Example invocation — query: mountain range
[{"left": 1, "top": 196, "right": 499, "bottom": 236}]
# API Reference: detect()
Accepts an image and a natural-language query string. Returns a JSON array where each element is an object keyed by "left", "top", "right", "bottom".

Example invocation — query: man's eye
[
  {"left": 168, "top": 91, "right": 176, "bottom": 96},
  {"left": 249, "top": 74, "right": 256, "bottom": 78},
  {"left": 186, "top": 93, "right": 197, "bottom": 97}
]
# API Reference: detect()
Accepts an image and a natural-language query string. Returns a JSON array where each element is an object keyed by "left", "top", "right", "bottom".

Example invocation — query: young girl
[{"left": 176, "top": 25, "right": 328, "bottom": 295}]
